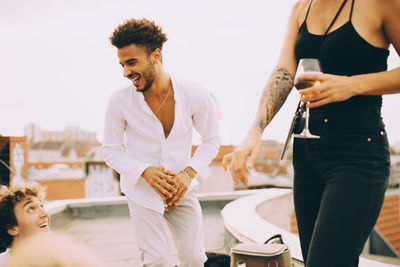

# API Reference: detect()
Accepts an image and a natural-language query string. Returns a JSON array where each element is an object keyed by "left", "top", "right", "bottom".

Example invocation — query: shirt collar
[
  {"left": 131, "top": 74, "right": 180, "bottom": 114},
  {"left": 170, "top": 75, "right": 181, "bottom": 103}
]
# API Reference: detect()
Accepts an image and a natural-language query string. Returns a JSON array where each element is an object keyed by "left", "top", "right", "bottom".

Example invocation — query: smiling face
[
  {"left": 8, "top": 196, "right": 50, "bottom": 240},
  {"left": 117, "top": 43, "right": 161, "bottom": 93}
]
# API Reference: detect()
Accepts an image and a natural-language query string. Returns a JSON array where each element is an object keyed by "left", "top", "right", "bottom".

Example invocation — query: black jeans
[{"left": 293, "top": 106, "right": 390, "bottom": 267}]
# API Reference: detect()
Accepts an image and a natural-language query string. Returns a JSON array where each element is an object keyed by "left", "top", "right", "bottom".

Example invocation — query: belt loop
[{"left": 321, "top": 108, "right": 328, "bottom": 136}]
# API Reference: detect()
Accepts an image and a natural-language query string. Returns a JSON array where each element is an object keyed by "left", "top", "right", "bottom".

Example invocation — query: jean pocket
[{"left": 323, "top": 131, "right": 390, "bottom": 164}]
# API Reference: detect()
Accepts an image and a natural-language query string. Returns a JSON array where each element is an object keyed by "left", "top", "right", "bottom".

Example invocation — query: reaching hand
[
  {"left": 222, "top": 130, "right": 262, "bottom": 186},
  {"left": 142, "top": 166, "right": 176, "bottom": 201},
  {"left": 167, "top": 171, "right": 191, "bottom": 206},
  {"left": 297, "top": 73, "right": 359, "bottom": 108}
]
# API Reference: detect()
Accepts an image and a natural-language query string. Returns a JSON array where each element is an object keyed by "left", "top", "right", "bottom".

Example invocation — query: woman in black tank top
[{"left": 222, "top": 1, "right": 400, "bottom": 266}]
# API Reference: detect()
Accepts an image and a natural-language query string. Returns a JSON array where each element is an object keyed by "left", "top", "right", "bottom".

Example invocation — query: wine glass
[{"left": 293, "top": 58, "right": 321, "bottom": 139}]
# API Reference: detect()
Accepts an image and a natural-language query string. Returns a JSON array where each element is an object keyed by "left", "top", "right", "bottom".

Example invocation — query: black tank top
[{"left": 295, "top": 0, "right": 389, "bottom": 109}]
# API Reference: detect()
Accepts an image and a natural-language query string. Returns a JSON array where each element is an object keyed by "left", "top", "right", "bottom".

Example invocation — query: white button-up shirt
[
  {"left": 102, "top": 75, "right": 220, "bottom": 214},
  {"left": 0, "top": 250, "right": 11, "bottom": 266}
]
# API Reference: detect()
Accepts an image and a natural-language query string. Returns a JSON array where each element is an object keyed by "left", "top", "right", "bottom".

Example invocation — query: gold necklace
[{"left": 154, "top": 84, "right": 172, "bottom": 114}]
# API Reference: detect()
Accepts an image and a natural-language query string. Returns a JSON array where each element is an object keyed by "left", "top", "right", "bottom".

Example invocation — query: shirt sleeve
[
  {"left": 188, "top": 90, "right": 221, "bottom": 178},
  {"left": 102, "top": 94, "right": 150, "bottom": 186}
]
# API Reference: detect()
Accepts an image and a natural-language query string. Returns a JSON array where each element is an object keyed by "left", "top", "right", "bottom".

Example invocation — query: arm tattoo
[{"left": 255, "top": 67, "right": 294, "bottom": 132}]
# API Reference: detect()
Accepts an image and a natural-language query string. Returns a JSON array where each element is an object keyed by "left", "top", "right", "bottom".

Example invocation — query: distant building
[
  {"left": 192, "top": 144, "right": 234, "bottom": 167},
  {"left": 0, "top": 136, "right": 28, "bottom": 186},
  {"left": 389, "top": 156, "right": 400, "bottom": 188},
  {"left": 24, "top": 123, "right": 98, "bottom": 144},
  {"left": 33, "top": 163, "right": 86, "bottom": 200},
  {"left": 24, "top": 123, "right": 42, "bottom": 143},
  {"left": 22, "top": 124, "right": 102, "bottom": 200},
  {"left": 391, "top": 141, "right": 400, "bottom": 155},
  {"left": 254, "top": 140, "right": 289, "bottom": 176},
  {"left": 63, "top": 126, "right": 97, "bottom": 143},
  {"left": 28, "top": 141, "right": 100, "bottom": 163},
  {"left": 25, "top": 123, "right": 101, "bottom": 165},
  {"left": 192, "top": 145, "right": 235, "bottom": 193}
]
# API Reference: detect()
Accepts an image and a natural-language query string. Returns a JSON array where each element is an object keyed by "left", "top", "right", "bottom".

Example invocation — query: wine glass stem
[{"left": 305, "top": 102, "right": 311, "bottom": 131}]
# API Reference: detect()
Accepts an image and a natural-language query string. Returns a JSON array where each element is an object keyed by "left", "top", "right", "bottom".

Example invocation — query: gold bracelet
[{"left": 182, "top": 169, "right": 193, "bottom": 180}]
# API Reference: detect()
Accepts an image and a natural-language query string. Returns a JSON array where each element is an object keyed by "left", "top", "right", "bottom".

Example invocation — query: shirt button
[
  {"left": 324, "top": 119, "right": 328, "bottom": 123},
  {"left": 367, "top": 138, "right": 372, "bottom": 142},
  {"left": 380, "top": 131, "right": 385, "bottom": 136}
]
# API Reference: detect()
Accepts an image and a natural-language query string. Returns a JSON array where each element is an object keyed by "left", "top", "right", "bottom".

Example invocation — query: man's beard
[{"left": 137, "top": 62, "right": 157, "bottom": 93}]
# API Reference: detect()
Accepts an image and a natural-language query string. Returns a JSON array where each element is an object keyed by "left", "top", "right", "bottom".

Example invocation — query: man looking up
[
  {"left": 0, "top": 183, "right": 50, "bottom": 266},
  {"left": 103, "top": 18, "right": 220, "bottom": 266}
]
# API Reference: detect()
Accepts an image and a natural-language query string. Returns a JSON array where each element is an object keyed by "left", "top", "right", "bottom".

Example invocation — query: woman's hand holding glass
[{"left": 297, "top": 72, "right": 360, "bottom": 108}]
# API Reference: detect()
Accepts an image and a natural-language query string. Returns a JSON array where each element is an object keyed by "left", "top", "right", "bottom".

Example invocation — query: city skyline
[
  {"left": 23, "top": 123, "right": 97, "bottom": 143},
  {"left": 1, "top": 0, "right": 400, "bottom": 146}
]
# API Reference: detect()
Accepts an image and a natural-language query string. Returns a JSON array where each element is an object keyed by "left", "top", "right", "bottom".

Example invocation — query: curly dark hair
[
  {"left": 0, "top": 183, "right": 46, "bottom": 252},
  {"left": 109, "top": 18, "right": 168, "bottom": 54}
]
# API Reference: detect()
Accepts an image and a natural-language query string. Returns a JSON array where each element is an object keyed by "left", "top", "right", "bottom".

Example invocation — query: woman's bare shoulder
[
  {"left": 292, "top": 0, "right": 310, "bottom": 14},
  {"left": 370, "top": 0, "right": 400, "bottom": 18},
  {"left": 378, "top": 0, "right": 400, "bottom": 46},
  {"left": 292, "top": 0, "right": 311, "bottom": 26}
]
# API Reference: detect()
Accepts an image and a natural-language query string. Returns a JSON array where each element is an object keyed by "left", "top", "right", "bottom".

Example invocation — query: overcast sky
[{"left": 1, "top": 0, "right": 400, "bottom": 146}]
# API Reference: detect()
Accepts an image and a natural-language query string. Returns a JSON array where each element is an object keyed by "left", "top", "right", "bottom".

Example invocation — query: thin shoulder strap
[
  {"left": 349, "top": 0, "right": 355, "bottom": 21},
  {"left": 304, "top": 0, "right": 314, "bottom": 22},
  {"left": 324, "top": 0, "right": 348, "bottom": 36}
]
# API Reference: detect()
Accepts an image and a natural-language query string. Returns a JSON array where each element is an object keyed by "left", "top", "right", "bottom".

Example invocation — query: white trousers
[{"left": 127, "top": 190, "right": 207, "bottom": 267}]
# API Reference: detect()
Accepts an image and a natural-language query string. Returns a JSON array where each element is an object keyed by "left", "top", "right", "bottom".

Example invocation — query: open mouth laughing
[
  {"left": 131, "top": 74, "right": 141, "bottom": 86},
  {"left": 38, "top": 221, "right": 49, "bottom": 230}
]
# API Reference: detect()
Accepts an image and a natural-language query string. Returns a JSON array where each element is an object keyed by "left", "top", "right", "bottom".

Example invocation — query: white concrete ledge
[
  {"left": 45, "top": 196, "right": 129, "bottom": 215},
  {"left": 197, "top": 188, "right": 272, "bottom": 202},
  {"left": 45, "top": 189, "right": 265, "bottom": 216}
]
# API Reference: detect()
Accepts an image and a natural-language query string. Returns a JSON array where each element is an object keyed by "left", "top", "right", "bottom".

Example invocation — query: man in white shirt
[
  {"left": 0, "top": 183, "right": 50, "bottom": 266},
  {"left": 103, "top": 18, "right": 220, "bottom": 267}
]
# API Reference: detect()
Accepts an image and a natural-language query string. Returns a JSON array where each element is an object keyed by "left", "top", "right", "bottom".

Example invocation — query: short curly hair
[
  {"left": 0, "top": 183, "right": 46, "bottom": 252},
  {"left": 109, "top": 18, "right": 168, "bottom": 54}
]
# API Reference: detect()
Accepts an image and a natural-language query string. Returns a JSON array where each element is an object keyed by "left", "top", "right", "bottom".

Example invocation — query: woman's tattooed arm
[{"left": 254, "top": 67, "right": 294, "bottom": 132}]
